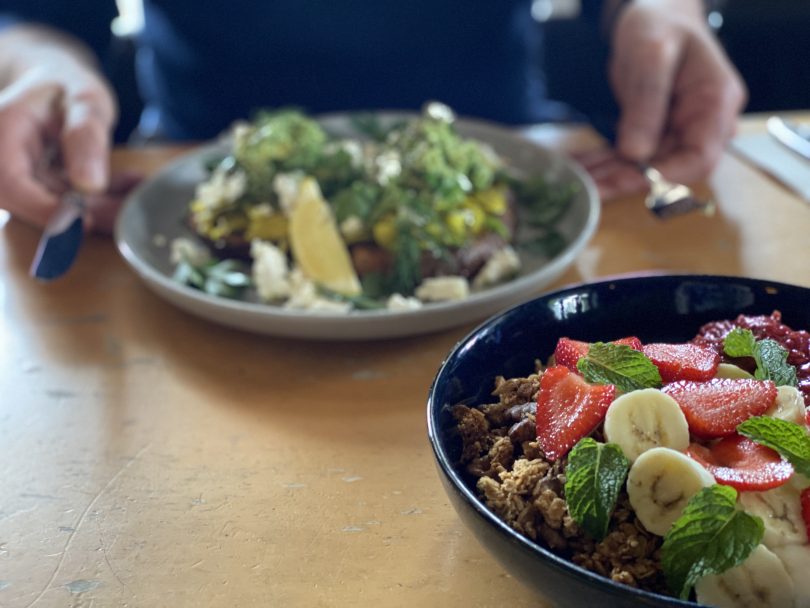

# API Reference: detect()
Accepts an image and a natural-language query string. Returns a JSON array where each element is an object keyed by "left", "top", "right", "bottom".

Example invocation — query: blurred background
[{"left": 100, "top": 0, "right": 810, "bottom": 142}]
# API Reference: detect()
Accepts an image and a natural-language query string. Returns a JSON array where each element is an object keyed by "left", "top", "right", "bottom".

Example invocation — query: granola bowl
[{"left": 427, "top": 274, "right": 810, "bottom": 608}]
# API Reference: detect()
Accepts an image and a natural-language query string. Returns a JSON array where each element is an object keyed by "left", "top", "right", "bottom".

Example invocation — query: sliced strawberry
[
  {"left": 662, "top": 378, "right": 777, "bottom": 438},
  {"left": 642, "top": 343, "right": 720, "bottom": 383},
  {"left": 553, "top": 338, "right": 590, "bottom": 370},
  {"left": 801, "top": 488, "right": 810, "bottom": 540},
  {"left": 535, "top": 365, "right": 616, "bottom": 460},
  {"left": 553, "top": 336, "right": 643, "bottom": 371},
  {"left": 687, "top": 435, "right": 793, "bottom": 491},
  {"left": 613, "top": 336, "right": 644, "bottom": 351}
]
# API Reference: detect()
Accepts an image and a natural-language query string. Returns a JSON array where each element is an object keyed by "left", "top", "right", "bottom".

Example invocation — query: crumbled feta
[
  {"left": 273, "top": 171, "right": 305, "bottom": 216},
  {"left": 231, "top": 121, "right": 251, "bottom": 148},
  {"left": 340, "top": 215, "right": 365, "bottom": 242},
  {"left": 170, "top": 237, "right": 211, "bottom": 266},
  {"left": 386, "top": 293, "right": 423, "bottom": 311},
  {"left": 375, "top": 150, "right": 401, "bottom": 185},
  {"left": 194, "top": 167, "right": 246, "bottom": 213},
  {"left": 250, "top": 240, "right": 291, "bottom": 301},
  {"left": 472, "top": 246, "right": 521, "bottom": 289},
  {"left": 415, "top": 276, "right": 470, "bottom": 302},
  {"left": 424, "top": 101, "right": 456, "bottom": 123},
  {"left": 283, "top": 269, "right": 351, "bottom": 314}
]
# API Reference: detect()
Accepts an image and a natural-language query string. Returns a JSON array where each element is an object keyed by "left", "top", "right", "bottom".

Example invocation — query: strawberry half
[
  {"left": 553, "top": 336, "right": 643, "bottom": 371},
  {"left": 535, "top": 365, "right": 616, "bottom": 460},
  {"left": 553, "top": 338, "right": 590, "bottom": 370},
  {"left": 687, "top": 435, "right": 793, "bottom": 491},
  {"left": 801, "top": 488, "right": 810, "bottom": 540},
  {"left": 642, "top": 343, "right": 720, "bottom": 383},
  {"left": 662, "top": 378, "right": 777, "bottom": 438}
]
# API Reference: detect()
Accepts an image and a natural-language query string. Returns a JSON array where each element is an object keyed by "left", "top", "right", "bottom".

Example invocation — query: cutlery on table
[
  {"left": 766, "top": 115, "right": 810, "bottom": 161},
  {"left": 29, "top": 191, "right": 86, "bottom": 281},
  {"left": 641, "top": 164, "right": 716, "bottom": 220}
]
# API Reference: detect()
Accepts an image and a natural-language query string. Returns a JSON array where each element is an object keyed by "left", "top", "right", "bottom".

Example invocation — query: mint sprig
[
  {"left": 564, "top": 438, "right": 629, "bottom": 540},
  {"left": 576, "top": 342, "right": 662, "bottom": 393},
  {"left": 737, "top": 416, "right": 810, "bottom": 477},
  {"left": 662, "top": 485, "right": 764, "bottom": 600},
  {"left": 723, "top": 328, "right": 798, "bottom": 387}
]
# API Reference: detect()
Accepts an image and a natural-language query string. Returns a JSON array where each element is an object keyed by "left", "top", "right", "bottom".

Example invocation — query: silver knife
[
  {"left": 29, "top": 191, "right": 85, "bottom": 281},
  {"left": 766, "top": 116, "right": 810, "bottom": 161}
]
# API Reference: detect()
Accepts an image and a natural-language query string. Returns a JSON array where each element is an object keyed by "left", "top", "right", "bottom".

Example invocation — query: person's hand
[
  {"left": 0, "top": 27, "right": 129, "bottom": 232},
  {"left": 580, "top": 0, "right": 747, "bottom": 200}
]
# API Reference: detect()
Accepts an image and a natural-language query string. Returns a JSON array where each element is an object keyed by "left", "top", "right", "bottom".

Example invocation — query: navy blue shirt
[{"left": 0, "top": 1, "right": 594, "bottom": 140}]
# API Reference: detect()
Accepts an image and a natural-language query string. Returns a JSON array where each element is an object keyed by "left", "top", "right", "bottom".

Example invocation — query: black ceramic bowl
[{"left": 427, "top": 274, "right": 810, "bottom": 608}]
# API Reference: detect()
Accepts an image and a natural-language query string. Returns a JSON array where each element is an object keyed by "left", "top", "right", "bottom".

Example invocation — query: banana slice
[
  {"left": 695, "top": 544, "right": 795, "bottom": 608},
  {"left": 791, "top": 474, "right": 810, "bottom": 492},
  {"left": 738, "top": 483, "right": 809, "bottom": 548},
  {"left": 773, "top": 545, "right": 810, "bottom": 608},
  {"left": 765, "top": 386, "right": 807, "bottom": 425},
  {"left": 603, "top": 388, "right": 689, "bottom": 462},
  {"left": 715, "top": 363, "right": 754, "bottom": 379},
  {"left": 626, "top": 447, "right": 715, "bottom": 535}
]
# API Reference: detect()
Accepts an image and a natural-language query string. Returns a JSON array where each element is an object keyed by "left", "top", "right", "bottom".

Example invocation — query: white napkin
[{"left": 730, "top": 132, "right": 810, "bottom": 201}]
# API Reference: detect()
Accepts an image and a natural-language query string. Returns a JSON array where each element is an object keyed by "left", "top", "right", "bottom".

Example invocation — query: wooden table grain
[{"left": 2, "top": 114, "right": 809, "bottom": 608}]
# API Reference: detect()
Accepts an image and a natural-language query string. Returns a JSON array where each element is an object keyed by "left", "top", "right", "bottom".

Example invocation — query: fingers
[
  {"left": 83, "top": 171, "right": 143, "bottom": 234},
  {"left": 574, "top": 148, "right": 647, "bottom": 201},
  {"left": 653, "top": 67, "right": 746, "bottom": 185},
  {"left": 0, "top": 104, "right": 61, "bottom": 227},
  {"left": 606, "top": 2, "right": 747, "bottom": 191},
  {"left": 61, "top": 86, "right": 116, "bottom": 194},
  {"left": 610, "top": 17, "right": 681, "bottom": 162}
]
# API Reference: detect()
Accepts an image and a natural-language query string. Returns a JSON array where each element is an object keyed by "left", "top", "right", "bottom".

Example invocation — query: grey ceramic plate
[{"left": 114, "top": 113, "right": 600, "bottom": 340}]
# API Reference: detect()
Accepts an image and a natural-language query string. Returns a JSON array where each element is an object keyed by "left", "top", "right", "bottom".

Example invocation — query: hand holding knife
[{"left": 28, "top": 141, "right": 90, "bottom": 282}]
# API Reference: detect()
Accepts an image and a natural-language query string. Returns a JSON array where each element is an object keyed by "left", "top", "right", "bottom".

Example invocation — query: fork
[{"left": 641, "top": 165, "right": 716, "bottom": 220}]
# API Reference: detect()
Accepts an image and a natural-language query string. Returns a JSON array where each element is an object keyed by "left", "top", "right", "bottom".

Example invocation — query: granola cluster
[{"left": 452, "top": 373, "right": 668, "bottom": 594}]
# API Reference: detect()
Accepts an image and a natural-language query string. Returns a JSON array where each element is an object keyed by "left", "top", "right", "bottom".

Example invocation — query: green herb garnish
[
  {"left": 662, "top": 485, "right": 764, "bottom": 600},
  {"left": 174, "top": 259, "right": 251, "bottom": 299},
  {"left": 723, "top": 328, "right": 798, "bottom": 387},
  {"left": 317, "top": 286, "right": 385, "bottom": 311},
  {"left": 577, "top": 343, "right": 662, "bottom": 393},
  {"left": 564, "top": 438, "right": 629, "bottom": 540},
  {"left": 737, "top": 416, "right": 810, "bottom": 477}
]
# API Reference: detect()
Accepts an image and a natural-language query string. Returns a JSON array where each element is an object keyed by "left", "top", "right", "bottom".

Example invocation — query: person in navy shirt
[{"left": 0, "top": 0, "right": 745, "bottom": 231}]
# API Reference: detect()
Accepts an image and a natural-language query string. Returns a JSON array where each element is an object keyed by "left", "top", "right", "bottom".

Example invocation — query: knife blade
[
  {"left": 766, "top": 116, "right": 810, "bottom": 161},
  {"left": 29, "top": 191, "right": 85, "bottom": 281}
]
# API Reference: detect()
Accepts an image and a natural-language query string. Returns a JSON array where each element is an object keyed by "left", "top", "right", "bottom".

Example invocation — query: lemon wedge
[{"left": 289, "top": 177, "right": 362, "bottom": 296}]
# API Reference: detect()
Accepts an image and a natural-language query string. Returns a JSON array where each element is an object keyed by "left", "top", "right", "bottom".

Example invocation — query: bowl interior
[{"left": 428, "top": 274, "right": 810, "bottom": 607}]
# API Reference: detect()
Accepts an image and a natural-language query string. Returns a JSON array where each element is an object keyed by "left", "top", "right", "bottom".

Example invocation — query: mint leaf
[
  {"left": 723, "top": 328, "right": 757, "bottom": 358},
  {"left": 737, "top": 416, "right": 810, "bottom": 477},
  {"left": 723, "top": 329, "right": 798, "bottom": 387},
  {"left": 754, "top": 339, "right": 799, "bottom": 387},
  {"left": 662, "top": 485, "right": 764, "bottom": 600},
  {"left": 576, "top": 343, "right": 662, "bottom": 393},
  {"left": 564, "top": 438, "right": 629, "bottom": 540}
]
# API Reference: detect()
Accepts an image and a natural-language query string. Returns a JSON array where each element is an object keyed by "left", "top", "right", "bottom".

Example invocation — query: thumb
[{"left": 60, "top": 91, "right": 116, "bottom": 193}]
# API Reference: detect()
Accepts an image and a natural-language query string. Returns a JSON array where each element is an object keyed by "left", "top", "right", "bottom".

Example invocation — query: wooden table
[{"left": 2, "top": 114, "right": 809, "bottom": 608}]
